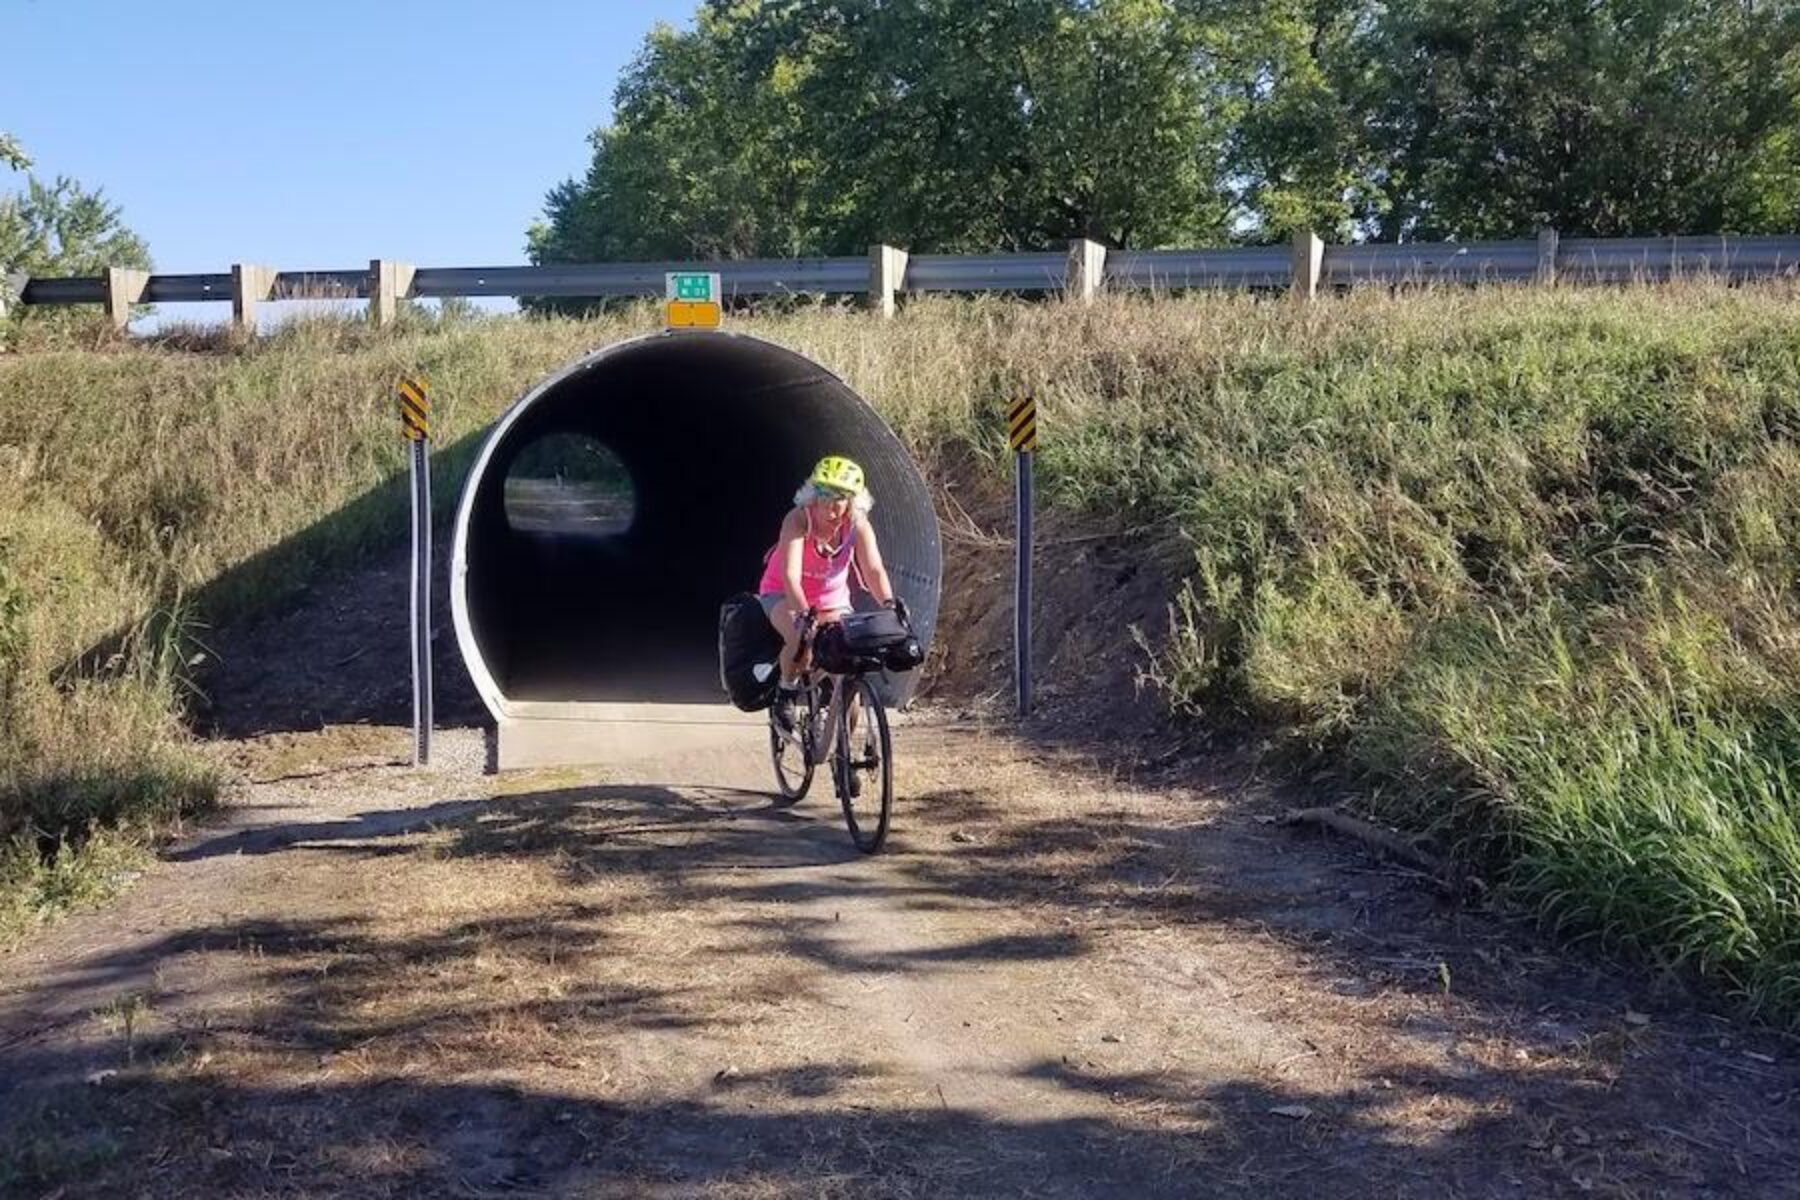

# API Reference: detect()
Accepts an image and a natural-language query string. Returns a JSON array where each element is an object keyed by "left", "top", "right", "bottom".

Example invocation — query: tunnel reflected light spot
[{"left": 502, "top": 433, "right": 635, "bottom": 538}]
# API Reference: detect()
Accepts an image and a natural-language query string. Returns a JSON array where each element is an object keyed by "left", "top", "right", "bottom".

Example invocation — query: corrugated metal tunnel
[{"left": 450, "top": 330, "right": 941, "bottom": 760}]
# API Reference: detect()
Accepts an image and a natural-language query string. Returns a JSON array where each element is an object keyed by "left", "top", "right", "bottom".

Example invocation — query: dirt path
[{"left": 2, "top": 719, "right": 1797, "bottom": 1198}]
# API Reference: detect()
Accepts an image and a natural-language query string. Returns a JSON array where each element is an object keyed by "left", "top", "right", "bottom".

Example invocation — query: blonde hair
[{"left": 794, "top": 480, "right": 874, "bottom": 515}]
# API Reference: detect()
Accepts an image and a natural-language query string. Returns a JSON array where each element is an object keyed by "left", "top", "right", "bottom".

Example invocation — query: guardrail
[{"left": 5, "top": 229, "right": 1797, "bottom": 331}]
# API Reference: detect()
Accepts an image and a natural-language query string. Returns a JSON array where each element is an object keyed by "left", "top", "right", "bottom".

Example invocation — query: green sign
[{"left": 667, "top": 272, "right": 720, "bottom": 302}]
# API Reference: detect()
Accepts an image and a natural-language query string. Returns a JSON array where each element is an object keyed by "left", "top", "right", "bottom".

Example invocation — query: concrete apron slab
[{"left": 490, "top": 701, "right": 765, "bottom": 771}]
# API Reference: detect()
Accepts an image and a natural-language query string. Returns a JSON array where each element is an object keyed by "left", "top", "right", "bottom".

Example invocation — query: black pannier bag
[
  {"left": 719, "top": 593, "right": 783, "bottom": 711},
  {"left": 813, "top": 607, "right": 922, "bottom": 675}
]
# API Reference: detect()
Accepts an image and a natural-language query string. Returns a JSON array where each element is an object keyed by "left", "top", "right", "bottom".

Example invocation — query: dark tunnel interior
[{"left": 452, "top": 331, "right": 942, "bottom": 715}]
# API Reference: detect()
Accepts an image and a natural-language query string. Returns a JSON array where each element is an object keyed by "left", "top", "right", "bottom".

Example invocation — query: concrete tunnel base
[{"left": 450, "top": 330, "right": 942, "bottom": 770}]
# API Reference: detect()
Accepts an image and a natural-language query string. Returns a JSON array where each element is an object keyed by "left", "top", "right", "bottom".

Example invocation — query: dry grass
[
  {"left": 4, "top": 283, "right": 1800, "bottom": 1019},
  {"left": 3, "top": 725, "right": 1757, "bottom": 1196}
]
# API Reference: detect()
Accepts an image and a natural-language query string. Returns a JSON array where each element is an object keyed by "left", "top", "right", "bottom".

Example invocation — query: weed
[{"left": 94, "top": 991, "right": 153, "bottom": 1063}]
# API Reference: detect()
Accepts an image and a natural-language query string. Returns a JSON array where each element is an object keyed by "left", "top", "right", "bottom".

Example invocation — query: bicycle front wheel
[
  {"left": 770, "top": 690, "right": 814, "bottom": 802},
  {"left": 836, "top": 676, "right": 893, "bottom": 853}
]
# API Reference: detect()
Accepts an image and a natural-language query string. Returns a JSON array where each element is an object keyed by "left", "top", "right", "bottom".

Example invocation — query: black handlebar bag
[{"left": 814, "top": 608, "right": 923, "bottom": 676}]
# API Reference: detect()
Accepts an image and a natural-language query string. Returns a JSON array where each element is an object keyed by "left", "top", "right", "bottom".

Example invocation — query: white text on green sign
[{"left": 667, "top": 273, "right": 721, "bottom": 302}]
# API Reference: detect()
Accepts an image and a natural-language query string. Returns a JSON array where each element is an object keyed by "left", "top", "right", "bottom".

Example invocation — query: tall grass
[{"left": 3, "top": 287, "right": 1799, "bottom": 1023}]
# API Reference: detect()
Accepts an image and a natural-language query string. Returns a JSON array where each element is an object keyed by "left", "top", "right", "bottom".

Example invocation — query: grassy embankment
[{"left": 3, "top": 285, "right": 1798, "bottom": 1023}]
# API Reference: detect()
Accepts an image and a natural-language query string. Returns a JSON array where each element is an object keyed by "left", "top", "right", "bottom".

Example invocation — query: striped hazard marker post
[
  {"left": 398, "top": 376, "right": 433, "bottom": 766},
  {"left": 1009, "top": 395, "right": 1038, "bottom": 718}
]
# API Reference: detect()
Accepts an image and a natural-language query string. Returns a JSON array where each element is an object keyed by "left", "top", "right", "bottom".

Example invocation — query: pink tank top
[{"left": 759, "top": 510, "right": 856, "bottom": 611}]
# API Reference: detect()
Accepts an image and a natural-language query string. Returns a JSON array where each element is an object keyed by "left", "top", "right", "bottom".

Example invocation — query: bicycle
[{"left": 768, "top": 608, "right": 897, "bottom": 853}]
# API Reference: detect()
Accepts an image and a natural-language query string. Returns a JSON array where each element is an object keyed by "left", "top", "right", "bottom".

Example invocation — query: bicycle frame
[
  {"left": 791, "top": 611, "right": 854, "bottom": 765},
  {"left": 802, "top": 667, "right": 860, "bottom": 768}
]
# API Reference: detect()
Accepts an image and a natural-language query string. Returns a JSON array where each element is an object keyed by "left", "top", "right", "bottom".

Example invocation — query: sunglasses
[{"left": 817, "top": 486, "right": 855, "bottom": 501}]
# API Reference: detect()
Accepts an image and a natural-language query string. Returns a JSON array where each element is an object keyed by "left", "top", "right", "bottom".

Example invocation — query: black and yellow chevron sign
[
  {"left": 1008, "top": 395, "right": 1038, "bottom": 453},
  {"left": 397, "top": 376, "right": 431, "bottom": 441}
]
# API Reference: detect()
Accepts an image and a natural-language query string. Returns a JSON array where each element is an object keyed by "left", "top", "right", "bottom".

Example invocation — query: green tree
[
  {"left": 1217, "top": 0, "right": 1374, "bottom": 241},
  {"left": 529, "top": 0, "right": 1241, "bottom": 273},
  {"left": 800, "top": 0, "right": 1234, "bottom": 249},
  {"left": 528, "top": 9, "right": 820, "bottom": 265},
  {"left": 1351, "top": 0, "right": 1800, "bottom": 239},
  {"left": 0, "top": 131, "right": 24, "bottom": 325},
  {"left": 532, "top": 0, "right": 1800, "bottom": 262},
  {"left": 0, "top": 132, "right": 28, "bottom": 173},
  {"left": 1, "top": 175, "right": 151, "bottom": 278},
  {"left": 2, "top": 175, "right": 152, "bottom": 343}
]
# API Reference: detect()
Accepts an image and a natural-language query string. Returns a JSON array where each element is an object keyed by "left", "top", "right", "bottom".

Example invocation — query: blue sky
[{"left": 2, "top": 0, "right": 696, "bottom": 314}]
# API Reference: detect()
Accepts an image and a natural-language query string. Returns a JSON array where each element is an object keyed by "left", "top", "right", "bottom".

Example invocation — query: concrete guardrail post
[
  {"left": 1536, "top": 228, "right": 1559, "bottom": 286},
  {"left": 370, "top": 259, "right": 417, "bottom": 327},
  {"left": 231, "top": 263, "right": 276, "bottom": 332},
  {"left": 1068, "top": 238, "right": 1107, "bottom": 303},
  {"left": 868, "top": 244, "right": 908, "bottom": 318},
  {"left": 104, "top": 267, "right": 150, "bottom": 329},
  {"left": 1291, "top": 230, "right": 1325, "bottom": 301}
]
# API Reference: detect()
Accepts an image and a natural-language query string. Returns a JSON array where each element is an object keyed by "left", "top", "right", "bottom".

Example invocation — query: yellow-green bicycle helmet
[{"left": 810, "top": 455, "right": 865, "bottom": 496}]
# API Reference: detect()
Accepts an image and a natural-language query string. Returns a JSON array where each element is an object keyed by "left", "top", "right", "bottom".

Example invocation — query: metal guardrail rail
[
  {"left": 1106, "top": 246, "right": 1292, "bottom": 289},
  {"left": 1558, "top": 236, "right": 1800, "bottom": 281},
  {"left": 905, "top": 252, "right": 1070, "bottom": 292},
  {"left": 8, "top": 234, "right": 1798, "bottom": 324},
  {"left": 1324, "top": 240, "right": 1540, "bottom": 282},
  {"left": 411, "top": 257, "right": 869, "bottom": 300}
]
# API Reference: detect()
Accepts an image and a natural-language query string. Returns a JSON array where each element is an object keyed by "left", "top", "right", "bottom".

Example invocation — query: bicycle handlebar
[{"left": 798, "top": 600, "right": 910, "bottom": 636}]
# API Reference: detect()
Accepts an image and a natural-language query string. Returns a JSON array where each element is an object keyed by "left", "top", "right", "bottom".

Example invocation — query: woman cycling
[{"left": 759, "top": 455, "right": 896, "bottom": 730}]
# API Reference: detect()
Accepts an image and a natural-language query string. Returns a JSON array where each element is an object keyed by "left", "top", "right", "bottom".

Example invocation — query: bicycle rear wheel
[
  {"left": 836, "top": 676, "right": 893, "bottom": 853},
  {"left": 769, "top": 685, "right": 814, "bottom": 801}
]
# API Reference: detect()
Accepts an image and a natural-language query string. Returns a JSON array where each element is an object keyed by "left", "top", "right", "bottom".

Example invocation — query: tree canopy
[
  {"left": 531, "top": 0, "right": 1800, "bottom": 265},
  {"left": 2, "top": 126, "right": 150, "bottom": 288},
  {"left": 2, "top": 175, "right": 151, "bottom": 281},
  {"left": 2, "top": 134, "right": 151, "bottom": 340},
  {"left": 1350, "top": 0, "right": 1800, "bottom": 240},
  {"left": 0, "top": 132, "right": 28, "bottom": 173}
]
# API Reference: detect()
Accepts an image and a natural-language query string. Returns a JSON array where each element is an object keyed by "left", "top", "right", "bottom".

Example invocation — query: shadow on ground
[
  {"left": 7, "top": 1059, "right": 1721, "bottom": 1198},
  {"left": 4, "top": 770, "right": 1794, "bottom": 1196}
]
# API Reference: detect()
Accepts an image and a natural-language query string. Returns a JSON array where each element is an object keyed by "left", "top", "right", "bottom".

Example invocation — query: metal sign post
[
  {"left": 1008, "top": 396, "right": 1038, "bottom": 718},
  {"left": 398, "top": 376, "right": 433, "bottom": 766},
  {"left": 665, "top": 271, "right": 723, "bottom": 328}
]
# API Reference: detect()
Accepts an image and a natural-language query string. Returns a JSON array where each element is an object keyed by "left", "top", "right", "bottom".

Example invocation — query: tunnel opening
[{"left": 452, "top": 330, "right": 942, "bottom": 729}]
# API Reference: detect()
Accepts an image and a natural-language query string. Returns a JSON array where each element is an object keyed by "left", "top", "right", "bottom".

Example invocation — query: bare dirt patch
[
  {"left": 196, "top": 545, "right": 484, "bottom": 740},
  {"left": 926, "top": 469, "right": 1186, "bottom": 749},
  {"left": 3, "top": 720, "right": 1796, "bottom": 1197}
]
